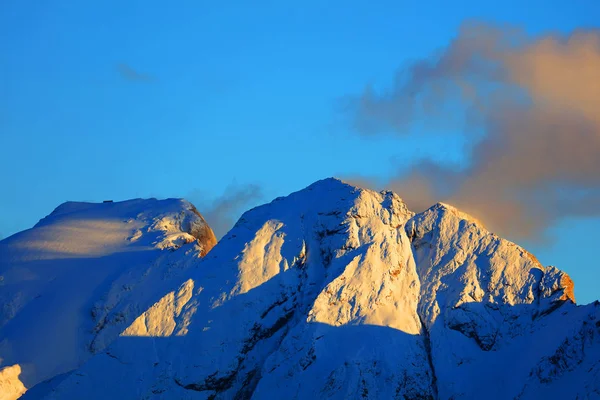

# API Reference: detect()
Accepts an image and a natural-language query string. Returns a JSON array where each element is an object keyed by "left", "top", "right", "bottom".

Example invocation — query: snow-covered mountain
[
  {"left": 2, "top": 179, "right": 599, "bottom": 399},
  {"left": 0, "top": 199, "right": 216, "bottom": 400}
]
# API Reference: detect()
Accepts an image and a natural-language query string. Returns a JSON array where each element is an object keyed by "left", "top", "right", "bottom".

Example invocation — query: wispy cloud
[
  {"left": 117, "top": 63, "right": 155, "bottom": 82},
  {"left": 188, "top": 183, "right": 264, "bottom": 239},
  {"left": 343, "top": 22, "right": 600, "bottom": 240}
]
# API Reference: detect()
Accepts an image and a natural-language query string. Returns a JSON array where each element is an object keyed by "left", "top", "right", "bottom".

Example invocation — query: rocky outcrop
[{"left": 187, "top": 205, "right": 218, "bottom": 256}]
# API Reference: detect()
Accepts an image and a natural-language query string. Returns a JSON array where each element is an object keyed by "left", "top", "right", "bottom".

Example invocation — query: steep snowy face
[
  {"left": 42, "top": 179, "right": 436, "bottom": 399},
  {"left": 406, "top": 202, "right": 587, "bottom": 399},
  {"left": 0, "top": 198, "right": 215, "bottom": 399},
  {"left": 407, "top": 202, "right": 574, "bottom": 330}
]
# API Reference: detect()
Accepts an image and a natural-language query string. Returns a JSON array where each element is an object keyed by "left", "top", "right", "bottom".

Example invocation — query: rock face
[
  {"left": 0, "top": 199, "right": 216, "bottom": 400},
  {"left": 4, "top": 180, "right": 600, "bottom": 399}
]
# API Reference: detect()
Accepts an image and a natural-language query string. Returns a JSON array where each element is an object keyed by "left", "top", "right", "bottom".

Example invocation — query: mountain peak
[
  {"left": 425, "top": 201, "right": 485, "bottom": 227},
  {"left": 2, "top": 179, "right": 597, "bottom": 400},
  {"left": 0, "top": 198, "right": 216, "bottom": 398},
  {"left": 301, "top": 177, "right": 364, "bottom": 197},
  {"left": 32, "top": 198, "right": 217, "bottom": 254}
]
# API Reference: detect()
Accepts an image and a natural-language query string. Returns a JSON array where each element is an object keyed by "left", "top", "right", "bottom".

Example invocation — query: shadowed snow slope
[
  {"left": 7, "top": 179, "right": 600, "bottom": 399},
  {"left": 0, "top": 199, "right": 216, "bottom": 400}
]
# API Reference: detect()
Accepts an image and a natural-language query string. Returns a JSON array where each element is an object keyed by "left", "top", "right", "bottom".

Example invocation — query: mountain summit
[
  {"left": 0, "top": 198, "right": 216, "bottom": 399},
  {"left": 1, "top": 179, "right": 598, "bottom": 399}
]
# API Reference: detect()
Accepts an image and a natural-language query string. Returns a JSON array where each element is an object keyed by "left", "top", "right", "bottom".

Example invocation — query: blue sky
[{"left": 1, "top": 1, "right": 598, "bottom": 303}]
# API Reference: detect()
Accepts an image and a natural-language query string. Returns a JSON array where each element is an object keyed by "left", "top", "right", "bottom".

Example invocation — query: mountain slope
[
  {"left": 407, "top": 202, "right": 596, "bottom": 399},
  {"left": 0, "top": 199, "right": 216, "bottom": 400},
  {"left": 32, "top": 179, "right": 599, "bottom": 399}
]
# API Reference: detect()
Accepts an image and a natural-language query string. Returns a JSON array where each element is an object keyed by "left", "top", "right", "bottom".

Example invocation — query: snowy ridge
[
  {"left": 23, "top": 178, "right": 598, "bottom": 400},
  {"left": 0, "top": 199, "right": 216, "bottom": 400},
  {"left": 3, "top": 179, "right": 599, "bottom": 399}
]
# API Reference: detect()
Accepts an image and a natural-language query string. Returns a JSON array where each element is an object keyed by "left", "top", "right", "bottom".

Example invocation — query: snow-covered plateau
[{"left": 1, "top": 179, "right": 598, "bottom": 399}]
